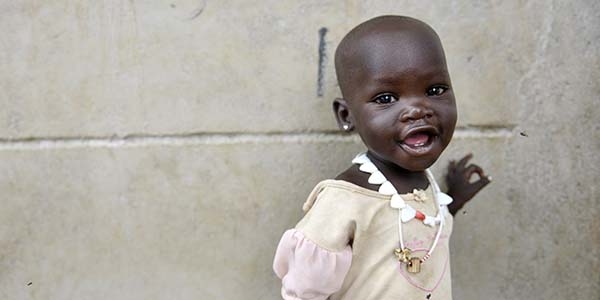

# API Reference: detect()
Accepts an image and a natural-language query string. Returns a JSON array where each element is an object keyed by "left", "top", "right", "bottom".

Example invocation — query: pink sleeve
[{"left": 273, "top": 229, "right": 352, "bottom": 300}]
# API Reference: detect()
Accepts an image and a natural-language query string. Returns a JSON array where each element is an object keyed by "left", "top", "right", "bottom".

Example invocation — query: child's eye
[
  {"left": 426, "top": 86, "right": 448, "bottom": 96},
  {"left": 373, "top": 94, "right": 398, "bottom": 104}
]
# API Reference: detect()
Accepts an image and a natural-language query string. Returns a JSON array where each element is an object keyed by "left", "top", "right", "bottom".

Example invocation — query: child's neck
[{"left": 366, "top": 152, "right": 430, "bottom": 194}]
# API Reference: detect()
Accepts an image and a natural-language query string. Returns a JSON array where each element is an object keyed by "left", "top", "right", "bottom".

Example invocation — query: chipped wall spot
[
  {"left": 189, "top": 0, "right": 207, "bottom": 20},
  {"left": 317, "top": 27, "right": 328, "bottom": 97}
]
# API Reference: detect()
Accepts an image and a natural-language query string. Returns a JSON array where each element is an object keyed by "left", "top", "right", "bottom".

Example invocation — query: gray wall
[{"left": 1, "top": 1, "right": 598, "bottom": 299}]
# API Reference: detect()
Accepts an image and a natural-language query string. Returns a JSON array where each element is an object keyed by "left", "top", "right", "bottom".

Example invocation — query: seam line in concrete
[{"left": 0, "top": 127, "right": 514, "bottom": 150}]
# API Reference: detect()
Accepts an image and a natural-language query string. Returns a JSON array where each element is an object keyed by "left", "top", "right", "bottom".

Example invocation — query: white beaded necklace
[{"left": 352, "top": 152, "right": 453, "bottom": 273}]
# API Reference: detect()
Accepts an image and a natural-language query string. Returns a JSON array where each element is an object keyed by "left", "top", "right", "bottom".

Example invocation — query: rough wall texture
[{"left": 1, "top": 1, "right": 598, "bottom": 299}]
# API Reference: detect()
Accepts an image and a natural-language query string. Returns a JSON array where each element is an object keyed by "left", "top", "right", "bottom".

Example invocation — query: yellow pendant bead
[
  {"left": 394, "top": 248, "right": 411, "bottom": 263},
  {"left": 407, "top": 257, "right": 422, "bottom": 273}
]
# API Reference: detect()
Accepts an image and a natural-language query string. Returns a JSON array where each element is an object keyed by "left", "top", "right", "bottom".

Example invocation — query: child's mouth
[
  {"left": 399, "top": 128, "right": 438, "bottom": 156},
  {"left": 404, "top": 132, "right": 431, "bottom": 147}
]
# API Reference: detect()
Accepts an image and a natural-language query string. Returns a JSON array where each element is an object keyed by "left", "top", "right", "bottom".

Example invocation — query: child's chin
[
  {"left": 390, "top": 157, "right": 436, "bottom": 172},
  {"left": 398, "top": 143, "right": 435, "bottom": 157},
  {"left": 397, "top": 143, "right": 442, "bottom": 167},
  {"left": 397, "top": 151, "right": 443, "bottom": 171}
]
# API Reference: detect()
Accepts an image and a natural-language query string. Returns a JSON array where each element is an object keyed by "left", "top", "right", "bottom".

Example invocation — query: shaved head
[
  {"left": 332, "top": 15, "right": 456, "bottom": 172},
  {"left": 335, "top": 16, "right": 446, "bottom": 100}
]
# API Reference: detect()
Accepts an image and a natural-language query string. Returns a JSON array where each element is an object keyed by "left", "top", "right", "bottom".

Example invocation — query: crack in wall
[{"left": 0, "top": 126, "right": 515, "bottom": 150}]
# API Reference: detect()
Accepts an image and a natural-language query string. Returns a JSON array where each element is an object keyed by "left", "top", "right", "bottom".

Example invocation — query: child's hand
[{"left": 445, "top": 154, "right": 491, "bottom": 215}]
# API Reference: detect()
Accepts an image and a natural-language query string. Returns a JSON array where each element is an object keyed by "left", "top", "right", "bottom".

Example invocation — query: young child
[{"left": 273, "top": 15, "right": 490, "bottom": 299}]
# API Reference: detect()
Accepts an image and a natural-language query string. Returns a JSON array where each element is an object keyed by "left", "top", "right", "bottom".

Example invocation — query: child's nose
[{"left": 400, "top": 103, "right": 434, "bottom": 122}]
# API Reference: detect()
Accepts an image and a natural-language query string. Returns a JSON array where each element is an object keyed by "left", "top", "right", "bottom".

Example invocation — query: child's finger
[
  {"left": 456, "top": 153, "right": 473, "bottom": 169},
  {"left": 469, "top": 175, "right": 491, "bottom": 194},
  {"left": 447, "top": 160, "right": 456, "bottom": 172},
  {"left": 463, "top": 164, "right": 486, "bottom": 181}
]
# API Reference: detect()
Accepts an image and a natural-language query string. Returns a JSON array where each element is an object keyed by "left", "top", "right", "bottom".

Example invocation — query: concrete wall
[{"left": 1, "top": 1, "right": 598, "bottom": 299}]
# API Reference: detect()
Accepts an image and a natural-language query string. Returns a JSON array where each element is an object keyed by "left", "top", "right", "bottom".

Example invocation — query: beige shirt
[{"left": 296, "top": 180, "right": 453, "bottom": 300}]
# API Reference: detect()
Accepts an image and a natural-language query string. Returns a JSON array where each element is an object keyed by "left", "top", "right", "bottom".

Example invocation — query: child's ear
[{"left": 333, "top": 98, "right": 354, "bottom": 132}]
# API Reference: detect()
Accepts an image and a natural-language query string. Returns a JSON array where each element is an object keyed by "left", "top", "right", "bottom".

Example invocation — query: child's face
[{"left": 341, "top": 30, "right": 457, "bottom": 171}]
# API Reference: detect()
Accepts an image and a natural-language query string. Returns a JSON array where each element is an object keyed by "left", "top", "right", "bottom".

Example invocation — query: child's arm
[
  {"left": 273, "top": 229, "right": 352, "bottom": 300},
  {"left": 445, "top": 154, "right": 491, "bottom": 215},
  {"left": 273, "top": 184, "right": 354, "bottom": 299}
]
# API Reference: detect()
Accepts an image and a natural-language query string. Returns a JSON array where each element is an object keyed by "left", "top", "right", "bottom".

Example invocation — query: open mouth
[
  {"left": 404, "top": 132, "right": 432, "bottom": 147},
  {"left": 399, "top": 127, "right": 439, "bottom": 156}
]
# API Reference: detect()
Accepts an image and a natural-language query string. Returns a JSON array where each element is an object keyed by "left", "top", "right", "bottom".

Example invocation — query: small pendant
[
  {"left": 407, "top": 257, "right": 421, "bottom": 273},
  {"left": 394, "top": 248, "right": 411, "bottom": 263}
]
